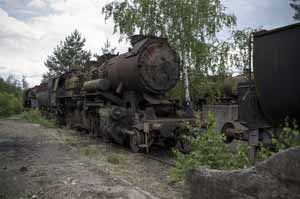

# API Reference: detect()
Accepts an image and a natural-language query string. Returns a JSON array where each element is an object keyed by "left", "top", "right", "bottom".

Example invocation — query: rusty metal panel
[
  {"left": 202, "top": 104, "right": 238, "bottom": 132},
  {"left": 105, "top": 37, "right": 180, "bottom": 94}
]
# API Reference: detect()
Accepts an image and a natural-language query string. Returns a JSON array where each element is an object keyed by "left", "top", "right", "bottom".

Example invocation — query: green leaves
[
  {"left": 0, "top": 76, "right": 23, "bottom": 118},
  {"left": 101, "top": 39, "right": 116, "bottom": 55},
  {"left": 102, "top": 0, "right": 237, "bottom": 103},
  {"left": 275, "top": 118, "right": 300, "bottom": 150},
  {"left": 172, "top": 112, "right": 300, "bottom": 181},
  {"left": 290, "top": 0, "right": 300, "bottom": 20},
  {"left": 102, "top": 0, "right": 236, "bottom": 73},
  {"left": 172, "top": 112, "right": 251, "bottom": 181},
  {"left": 0, "top": 92, "right": 22, "bottom": 117}
]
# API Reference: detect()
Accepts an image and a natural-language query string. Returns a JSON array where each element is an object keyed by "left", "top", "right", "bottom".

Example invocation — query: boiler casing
[{"left": 103, "top": 36, "right": 180, "bottom": 95}]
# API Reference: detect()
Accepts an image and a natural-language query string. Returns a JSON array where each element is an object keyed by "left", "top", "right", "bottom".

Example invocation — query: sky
[{"left": 0, "top": 0, "right": 296, "bottom": 86}]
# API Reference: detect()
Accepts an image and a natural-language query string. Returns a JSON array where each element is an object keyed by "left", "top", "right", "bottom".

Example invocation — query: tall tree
[
  {"left": 44, "top": 30, "right": 91, "bottom": 79},
  {"left": 101, "top": 39, "right": 116, "bottom": 55},
  {"left": 6, "top": 75, "right": 21, "bottom": 88},
  {"left": 21, "top": 75, "right": 29, "bottom": 90},
  {"left": 290, "top": 0, "right": 300, "bottom": 20},
  {"left": 93, "top": 39, "right": 117, "bottom": 66},
  {"left": 102, "top": 0, "right": 236, "bottom": 104}
]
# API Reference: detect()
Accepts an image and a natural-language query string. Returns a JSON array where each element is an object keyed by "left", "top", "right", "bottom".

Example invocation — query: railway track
[
  {"left": 57, "top": 128, "right": 177, "bottom": 168},
  {"left": 141, "top": 153, "right": 176, "bottom": 167}
]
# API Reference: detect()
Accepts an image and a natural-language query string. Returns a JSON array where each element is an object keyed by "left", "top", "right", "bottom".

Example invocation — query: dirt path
[{"left": 0, "top": 119, "right": 183, "bottom": 199}]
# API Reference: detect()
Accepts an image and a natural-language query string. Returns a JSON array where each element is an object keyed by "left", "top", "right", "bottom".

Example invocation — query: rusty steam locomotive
[{"left": 24, "top": 35, "right": 194, "bottom": 153}]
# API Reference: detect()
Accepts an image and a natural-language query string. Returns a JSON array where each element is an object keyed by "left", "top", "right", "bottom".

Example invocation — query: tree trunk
[{"left": 182, "top": 57, "right": 191, "bottom": 107}]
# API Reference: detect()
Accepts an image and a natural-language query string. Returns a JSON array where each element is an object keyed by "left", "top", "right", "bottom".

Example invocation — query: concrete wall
[{"left": 185, "top": 147, "right": 300, "bottom": 199}]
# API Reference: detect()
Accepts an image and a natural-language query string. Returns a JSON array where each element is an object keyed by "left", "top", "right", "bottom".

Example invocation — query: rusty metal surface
[
  {"left": 104, "top": 37, "right": 180, "bottom": 94},
  {"left": 202, "top": 104, "right": 239, "bottom": 132},
  {"left": 83, "top": 79, "right": 111, "bottom": 92}
]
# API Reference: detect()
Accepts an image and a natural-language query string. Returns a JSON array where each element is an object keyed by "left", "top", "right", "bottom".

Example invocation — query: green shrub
[
  {"left": 172, "top": 113, "right": 300, "bottom": 181},
  {"left": 275, "top": 118, "right": 300, "bottom": 149},
  {"left": 0, "top": 76, "right": 23, "bottom": 118},
  {"left": 0, "top": 92, "right": 23, "bottom": 117},
  {"left": 172, "top": 112, "right": 250, "bottom": 181},
  {"left": 257, "top": 117, "right": 300, "bottom": 160}
]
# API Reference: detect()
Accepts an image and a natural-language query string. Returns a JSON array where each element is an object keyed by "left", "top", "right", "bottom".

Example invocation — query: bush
[
  {"left": 172, "top": 112, "right": 250, "bottom": 181},
  {"left": 275, "top": 118, "right": 300, "bottom": 149},
  {"left": 0, "top": 92, "right": 23, "bottom": 117},
  {"left": 257, "top": 117, "right": 300, "bottom": 160},
  {"left": 18, "top": 109, "right": 56, "bottom": 128},
  {"left": 172, "top": 113, "right": 300, "bottom": 181}
]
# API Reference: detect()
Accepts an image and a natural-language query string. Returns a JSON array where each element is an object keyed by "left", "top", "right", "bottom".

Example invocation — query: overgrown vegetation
[
  {"left": 80, "top": 145, "right": 98, "bottom": 157},
  {"left": 0, "top": 92, "right": 23, "bottom": 117},
  {"left": 172, "top": 112, "right": 251, "bottom": 180},
  {"left": 258, "top": 118, "right": 300, "bottom": 160},
  {"left": 0, "top": 76, "right": 24, "bottom": 117},
  {"left": 107, "top": 153, "right": 125, "bottom": 165},
  {"left": 275, "top": 118, "right": 300, "bottom": 149},
  {"left": 17, "top": 109, "right": 56, "bottom": 128},
  {"left": 173, "top": 113, "right": 300, "bottom": 181},
  {"left": 0, "top": 75, "right": 56, "bottom": 127}
]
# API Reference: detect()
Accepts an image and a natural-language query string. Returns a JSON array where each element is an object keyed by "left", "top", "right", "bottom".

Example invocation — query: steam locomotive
[{"left": 24, "top": 35, "right": 195, "bottom": 153}]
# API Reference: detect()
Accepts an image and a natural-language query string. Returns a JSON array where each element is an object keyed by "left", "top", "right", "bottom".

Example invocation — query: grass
[
  {"left": 78, "top": 143, "right": 126, "bottom": 165},
  {"left": 80, "top": 145, "right": 98, "bottom": 157},
  {"left": 107, "top": 154, "right": 122, "bottom": 164},
  {"left": 64, "top": 136, "right": 78, "bottom": 146},
  {"left": 14, "top": 109, "right": 56, "bottom": 128}
]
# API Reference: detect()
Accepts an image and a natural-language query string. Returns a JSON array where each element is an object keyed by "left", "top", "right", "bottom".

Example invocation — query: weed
[
  {"left": 107, "top": 154, "right": 122, "bottom": 164},
  {"left": 17, "top": 109, "right": 56, "bottom": 128},
  {"left": 172, "top": 112, "right": 250, "bottom": 181},
  {"left": 80, "top": 145, "right": 98, "bottom": 157}
]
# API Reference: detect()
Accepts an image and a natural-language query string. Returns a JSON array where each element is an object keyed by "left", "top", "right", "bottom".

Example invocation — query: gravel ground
[{"left": 0, "top": 119, "right": 183, "bottom": 199}]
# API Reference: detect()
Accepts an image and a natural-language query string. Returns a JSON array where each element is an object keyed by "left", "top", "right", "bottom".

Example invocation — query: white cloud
[
  {"left": 0, "top": 0, "right": 294, "bottom": 87},
  {"left": 222, "top": 0, "right": 294, "bottom": 29},
  {"left": 27, "top": 0, "right": 47, "bottom": 9},
  {"left": 0, "top": 0, "right": 129, "bottom": 87},
  {"left": 0, "top": 9, "right": 35, "bottom": 39}
]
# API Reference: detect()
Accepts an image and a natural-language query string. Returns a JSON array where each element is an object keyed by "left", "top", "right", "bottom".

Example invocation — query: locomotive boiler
[{"left": 27, "top": 35, "right": 194, "bottom": 153}]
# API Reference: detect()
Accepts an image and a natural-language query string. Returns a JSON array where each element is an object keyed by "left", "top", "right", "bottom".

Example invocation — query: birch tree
[{"left": 102, "top": 0, "right": 236, "bottom": 105}]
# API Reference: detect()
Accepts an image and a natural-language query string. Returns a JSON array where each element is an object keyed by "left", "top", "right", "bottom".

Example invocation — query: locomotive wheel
[
  {"left": 221, "top": 123, "right": 235, "bottom": 143},
  {"left": 129, "top": 131, "right": 143, "bottom": 153}
]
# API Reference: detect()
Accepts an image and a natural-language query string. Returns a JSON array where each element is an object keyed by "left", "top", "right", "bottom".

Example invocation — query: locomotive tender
[
  {"left": 201, "top": 23, "right": 300, "bottom": 154},
  {"left": 26, "top": 35, "right": 194, "bottom": 153}
]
